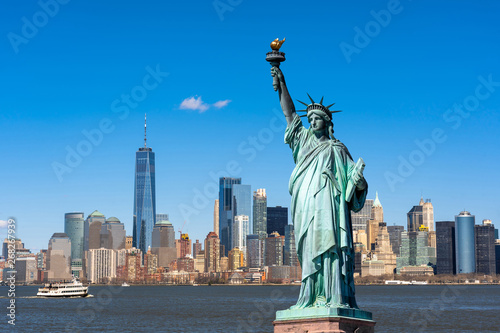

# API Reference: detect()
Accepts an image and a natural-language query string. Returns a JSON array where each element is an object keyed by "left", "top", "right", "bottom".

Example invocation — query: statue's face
[{"left": 308, "top": 113, "right": 326, "bottom": 132}]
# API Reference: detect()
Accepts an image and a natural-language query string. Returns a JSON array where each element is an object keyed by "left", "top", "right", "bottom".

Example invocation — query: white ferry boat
[
  {"left": 410, "top": 281, "right": 428, "bottom": 285},
  {"left": 37, "top": 278, "right": 89, "bottom": 297},
  {"left": 385, "top": 280, "right": 411, "bottom": 285},
  {"left": 121, "top": 282, "right": 130, "bottom": 287}
]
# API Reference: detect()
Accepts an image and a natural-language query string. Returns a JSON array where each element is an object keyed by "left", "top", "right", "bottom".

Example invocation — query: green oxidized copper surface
[
  {"left": 276, "top": 307, "right": 373, "bottom": 321},
  {"left": 269, "top": 41, "right": 372, "bottom": 322}
]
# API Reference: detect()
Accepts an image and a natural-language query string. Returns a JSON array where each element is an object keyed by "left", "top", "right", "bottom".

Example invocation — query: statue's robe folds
[{"left": 285, "top": 114, "right": 367, "bottom": 309}]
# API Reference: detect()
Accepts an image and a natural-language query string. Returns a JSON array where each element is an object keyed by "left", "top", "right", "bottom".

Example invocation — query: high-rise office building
[
  {"left": 455, "top": 211, "right": 475, "bottom": 274},
  {"left": 65, "top": 212, "right": 84, "bottom": 278},
  {"left": 265, "top": 231, "right": 284, "bottom": 266},
  {"left": 407, "top": 198, "right": 424, "bottom": 232},
  {"left": 284, "top": 224, "right": 298, "bottom": 266},
  {"left": 151, "top": 220, "right": 176, "bottom": 267},
  {"left": 422, "top": 199, "right": 434, "bottom": 232},
  {"left": 475, "top": 221, "right": 496, "bottom": 275},
  {"left": 84, "top": 210, "right": 106, "bottom": 251},
  {"left": 267, "top": 206, "right": 288, "bottom": 236},
  {"left": 396, "top": 231, "right": 436, "bottom": 274},
  {"left": 204, "top": 232, "right": 220, "bottom": 273},
  {"left": 353, "top": 230, "right": 368, "bottom": 252},
  {"left": 228, "top": 247, "right": 245, "bottom": 270},
  {"left": 2, "top": 238, "right": 24, "bottom": 259},
  {"left": 371, "top": 192, "right": 383, "bottom": 222},
  {"left": 125, "top": 236, "right": 133, "bottom": 250},
  {"left": 193, "top": 239, "right": 202, "bottom": 256},
  {"left": 87, "top": 248, "right": 117, "bottom": 283},
  {"left": 367, "top": 193, "right": 383, "bottom": 251},
  {"left": 387, "top": 225, "right": 405, "bottom": 256},
  {"left": 246, "top": 234, "right": 264, "bottom": 268},
  {"left": 133, "top": 114, "right": 156, "bottom": 254},
  {"left": 253, "top": 189, "right": 267, "bottom": 238},
  {"left": 233, "top": 185, "right": 251, "bottom": 224},
  {"left": 436, "top": 221, "right": 456, "bottom": 275},
  {"left": 176, "top": 233, "right": 192, "bottom": 259},
  {"left": 37, "top": 250, "right": 48, "bottom": 271},
  {"left": 351, "top": 199, "right": 374, "bottom": 231},
  {"left": 232, "top": 215, "right": 249, "bottom": 254},
  {"left": 152, "top": 220, "right": 175, "bottom": 248},
  {"left": 219, "top": 177, "right": 241, "bottom": 256},
  {"left": 495, "top": 241, "right": 500, "bottom": 275},
  {"left": 47, "top": 233, "right": 72, "bottom": 281},
  {"left": 218, "top": 178, "right": 251, "bottom": 256},
  {"left": 16, "top": 257, "right": 37, "bottom": 284},
  {"left": 64, "top": 212, "right": 84, "bottom": 261},
  {"left": 100, "top": 217, "right": 126, "bottom": 250},
  {"left": 373, "top": 222, "right": 397, "bottom": 275},
  {"left": 214, "top": 200, "right": 219, "bottom": 236}
]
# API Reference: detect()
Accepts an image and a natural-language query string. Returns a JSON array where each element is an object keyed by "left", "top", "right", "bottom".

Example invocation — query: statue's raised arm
[{"left": 271, "top": 66, "right": 296, "bottom": 125}]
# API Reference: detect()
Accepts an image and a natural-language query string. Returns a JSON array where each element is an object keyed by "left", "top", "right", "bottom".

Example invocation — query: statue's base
[{"left": 274, "top": 307, "right": 375, "bottom": 333}]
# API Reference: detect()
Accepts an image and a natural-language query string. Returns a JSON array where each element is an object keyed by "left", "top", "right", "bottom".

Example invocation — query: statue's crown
[{"left": 297, "top": 94, "right": 342, "bottom": 121}]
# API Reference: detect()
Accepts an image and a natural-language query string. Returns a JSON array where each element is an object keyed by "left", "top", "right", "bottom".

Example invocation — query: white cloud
[
  {"left": 0, "top": 220, "right": 7, "bottom": 228},
  {"left": 179, "top": 96, "right": 209, "bottom": 113},
  {"left": 180, "top": 96, "right": 231, "bottom": 113},
  {"left": 213, "top": 100, "right": 231, "bottom": 109}
]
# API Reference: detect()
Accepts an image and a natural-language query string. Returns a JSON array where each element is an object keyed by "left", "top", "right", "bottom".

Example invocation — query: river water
[{"left": 2, "top": 284, "right": 499, "bottom": 332}]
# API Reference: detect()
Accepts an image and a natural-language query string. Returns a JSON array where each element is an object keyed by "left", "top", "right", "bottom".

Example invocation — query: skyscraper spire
[
  {"left": 373, "top": 191, "right": 382, "bottom": 208},
  {"left": 144, "top": 113, "right": 147, "bottom": 148}
]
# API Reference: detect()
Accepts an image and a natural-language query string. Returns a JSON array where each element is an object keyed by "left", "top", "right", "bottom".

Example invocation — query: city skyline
[{"left": 1, "top": 1, "right": 500, "bottom": 252}]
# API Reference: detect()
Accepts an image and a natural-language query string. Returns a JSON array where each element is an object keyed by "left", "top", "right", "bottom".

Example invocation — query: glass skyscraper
[
  {"left": 133, "top": 116, "right": 156, "bottom": 254},
  {"left": 396, "top": 231, "right": 436, "bottom": 273},
  {"left": 64, "top": 212, "right": 84, "bottom": 261},
  {"left": 253, "top": 189, "right": 267, "bottom": 238},
  {"left": 64, "top": 212, "right": 84, "bottom": 277},
  {"left": 436, "top": 221, "right": 456, "bottom": 275},
  {"left": 455, "top": 211, "right": 475, "bottom": 274},
  {"left": 267, "top": 206, "right": 288, "bottom": 236},
  {"left": 219, "top": 177, "right": 241, "bottom": 256}
]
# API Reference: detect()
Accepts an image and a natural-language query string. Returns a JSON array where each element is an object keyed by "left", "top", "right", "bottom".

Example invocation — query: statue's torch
[{"left": 266, "top": 38, "right": 286, "bottom": 91}]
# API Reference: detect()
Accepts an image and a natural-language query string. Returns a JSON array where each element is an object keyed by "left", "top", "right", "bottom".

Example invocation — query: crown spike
[
  {"left": 320, "top": 96, "right": 324, "bottom": 104},
  {"left": 297, "top": 109, "right": 308, "bottom": 112},
  {"left": 331, "top": 110, "right": 342, "bottom": 113},
  {"left": 307, "top": 93, "right": 315, "bottom": 104},
  {"left": 296, "top": 100, "right": 309, "bottom": 107},
  {"left": 299, "top": 114, "right": 308, "bottom": 118},
  {"left": 326, "top": 103, "right": 335, "bottom": 109}
]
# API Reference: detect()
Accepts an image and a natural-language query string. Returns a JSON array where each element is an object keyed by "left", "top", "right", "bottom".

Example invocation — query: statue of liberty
[{"left": 270, "top": 64, "right": 368, "bottom": 310}]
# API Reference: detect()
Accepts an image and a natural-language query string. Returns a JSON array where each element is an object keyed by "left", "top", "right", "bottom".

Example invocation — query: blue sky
[{"left": 1, "top": 0, "right": 499, "bottom": 251}]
